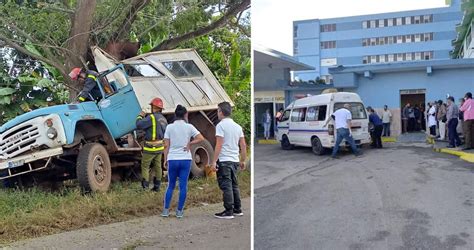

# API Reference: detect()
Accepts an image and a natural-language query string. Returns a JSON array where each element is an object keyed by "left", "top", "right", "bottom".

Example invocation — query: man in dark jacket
[
  {"left": 367, "top": 106, "right": 383, "bottom": 148},
  {"left": 69, "top": 67, "right": 102, "bottom": 102},
  {"left": 136, "top": 97, "right": 168, "bottom": 191}
]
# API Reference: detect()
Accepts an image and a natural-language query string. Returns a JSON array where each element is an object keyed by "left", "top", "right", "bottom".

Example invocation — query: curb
[
  {"left": 433, "top": 148, "right": 474, "bottom": 163},
  {"left": 258, "top": 139, "right": 279, "bottom": 145},
  {"left": 382, "top": 137, "right": 397, "bottom": 143}
]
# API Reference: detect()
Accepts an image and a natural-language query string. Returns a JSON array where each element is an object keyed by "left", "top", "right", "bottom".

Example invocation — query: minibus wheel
[
  {"left": 311, "top": 137, "right": 325, "bottom": 155},
  {"left": 281, "top": 135, "right": 294, "bottom": 150}
]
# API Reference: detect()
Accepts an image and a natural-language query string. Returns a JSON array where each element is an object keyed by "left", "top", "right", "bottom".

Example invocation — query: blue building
[{"left": 293, "top": 0, "right": 462, "bottom": 83}]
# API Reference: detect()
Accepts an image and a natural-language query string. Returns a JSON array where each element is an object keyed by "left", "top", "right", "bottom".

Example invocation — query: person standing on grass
[
  {"left": 161, "top": 105, "right": 204, "bottom": 218},
  {"left": 324, "top": 104, "right": 362, "bottom": 159},
  {"left": 367, "top": 107, "right": 383, "bottom": 148},
  {"left": 136, "top": 97, "right": 168, "bottom": 191},
  {"left": 460, "top": 92, "right": 473, "bottom": 150},
  {"left": 211, "top": 102, "right": 247, "bottom": 220},
  {"left": 428, "top": 102, "right": 437, "bottom": 136},
  {"left": 381, "top": 105, "right": 392, "bottom": 137},
  {"left": 446, "top": 96, "right": 462, "bottom": 148}
]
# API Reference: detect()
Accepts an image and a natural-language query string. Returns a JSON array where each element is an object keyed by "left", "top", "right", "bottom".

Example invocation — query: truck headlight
[{"left": 47, "top": 127, "right": 58, "bottom": 139}]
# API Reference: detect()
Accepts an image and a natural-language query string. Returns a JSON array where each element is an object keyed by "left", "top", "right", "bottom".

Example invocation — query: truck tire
[
  {"left": 190, "top": 139, "right": 214, "bottom": 177},
  {"left": 77, "top": 143, "right": 111, "bottom": 192},
  {"left": 311, "top": 137, "right": 325, "bottom": 155},
  {"left": 281, "top": 135, "right": 294, "bottom": 150}
]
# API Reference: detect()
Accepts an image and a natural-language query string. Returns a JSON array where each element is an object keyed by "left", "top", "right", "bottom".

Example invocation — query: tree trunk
[{"left": 65, "top": 0, "right": 97, "bottom": 99}]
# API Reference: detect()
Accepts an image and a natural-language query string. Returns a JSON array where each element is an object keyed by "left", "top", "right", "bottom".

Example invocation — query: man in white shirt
[
  {"left": 325, "top": 104, "right": 361, "bottom": 158},
  {"left": 211, "top": 102, "right": 247, "bottom": 219},
  {"left": 381, "top": 105, "right": 392, "bottom": 137}
]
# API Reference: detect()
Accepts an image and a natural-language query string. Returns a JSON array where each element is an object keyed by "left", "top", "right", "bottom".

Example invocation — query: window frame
[
  {"left": 306, "top": 105, "right": 328, "bottom": 122},
  {"left": 162, "top": 60, "right": 204, "bottom": 79}
]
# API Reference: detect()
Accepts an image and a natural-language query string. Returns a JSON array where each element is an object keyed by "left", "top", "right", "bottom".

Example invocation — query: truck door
[{"left": 97, "top": 65, "right": 141, "bottom": 139}]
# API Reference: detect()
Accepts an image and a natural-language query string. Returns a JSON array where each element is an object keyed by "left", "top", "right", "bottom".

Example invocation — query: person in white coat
[{"left": 428, "top": 102, "right": 437, "bottom": 136}]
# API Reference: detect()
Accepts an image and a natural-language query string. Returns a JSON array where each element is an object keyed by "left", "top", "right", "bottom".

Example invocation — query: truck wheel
[
  {"left": 190, "top": 139, "right": 214, "bottom": 177},
  {"left": 77, "top": 143, "right": 111, "bottom": 192},
  {"left": 311, "top": 137, "right": 325, "bottom": 155},
  {"left": 281, "top": 135, "right": 294, "bottom": 150}
]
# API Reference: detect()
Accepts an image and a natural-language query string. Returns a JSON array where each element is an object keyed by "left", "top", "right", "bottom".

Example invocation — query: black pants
[
  {"left": 408, "top": 118, "right": 416, "bottom": 132},
  {"left": 217, "top": 161, "right": 241, "bottom": 212},
  {"left": 430, "top": 125, "right": 436, "bottom": 136},
  {"left": 448, "top": 118, "right": 461, "bottom": 147},
  {"left": 370, "top": 125, "right": 383, "bottom": 148}
]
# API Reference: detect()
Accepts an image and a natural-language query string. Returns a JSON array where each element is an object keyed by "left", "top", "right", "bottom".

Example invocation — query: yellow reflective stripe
[
  {"left": 150, "top": 114, "right": 156, "bottom": 141},
  {"left": 78, "top": 97, "right": 86, "bottom": 101},
  {"left": 144, "top": 146, "right": 164, "bottom": 152},
  {"left": 87, "top": 74, "right": 97, "bottom": 80}
]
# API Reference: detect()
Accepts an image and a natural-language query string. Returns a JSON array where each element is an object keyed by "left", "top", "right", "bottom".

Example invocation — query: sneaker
[
  {"left": 331, "top": 155, "right": 339, "bottom": 159},
  {"left": 233, "top": 209, "right": 243, "bottom": 216},
  {"left": 355, "top": 151, "right": 363, "bottom": 157},
  {"left": 214, "top": 210, "right": 234, "bottom": 219},
  {"left": 176, "top": 209, "right": 184, "bottom": 218},
  {"left": 446, "top": 145, "right": 455, "bottom": 148},
  {"left": 161, "top": 208, "right": 170, "bottom": 217}
]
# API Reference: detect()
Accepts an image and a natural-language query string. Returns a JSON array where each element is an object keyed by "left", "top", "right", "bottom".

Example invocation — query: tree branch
[
  {"left": 151, "top": 0, "right": 250, "bottom": 51},
  {"left": 0, "top": 33, "right": 79, "bottom": 92},
  {"left": 111, "top": 0, "right": 150, "bottom": 42}
]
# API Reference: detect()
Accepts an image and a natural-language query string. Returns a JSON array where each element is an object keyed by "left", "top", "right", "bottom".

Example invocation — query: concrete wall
[{"left": 254, "top": 67, "right": 290, "bottom": 91}]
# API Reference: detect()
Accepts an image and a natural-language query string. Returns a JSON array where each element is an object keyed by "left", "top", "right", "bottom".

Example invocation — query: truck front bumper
[{"left": 0, "top": 148, "right": 63, "bottom": 179}]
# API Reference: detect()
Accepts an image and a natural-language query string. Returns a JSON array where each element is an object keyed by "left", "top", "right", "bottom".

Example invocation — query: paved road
[
  {"left": 8, "top": 198, "right": 250, "bottom": 250},
  {"left": 255, "top": 143, "right": 474, "bottom": 250}
]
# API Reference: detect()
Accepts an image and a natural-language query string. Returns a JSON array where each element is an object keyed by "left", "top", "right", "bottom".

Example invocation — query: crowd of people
[
  {"left": 137, "top": 99, "right": 247, "bottom": 219},
  {"left": 426, "top": 92, "right": 473, "bottom": 150}
]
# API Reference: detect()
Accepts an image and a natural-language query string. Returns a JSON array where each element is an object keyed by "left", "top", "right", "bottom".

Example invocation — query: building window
[
  {"left": 378, "top": 19, "right": 385, "bottom": 28},
  {"left": 387, "top": 18, "right": 394, "bottom": 26},
  {"left": 405, "top": 16, "right": 411, "bottom": 25},
  {"left": 414, "top": 16, "right": 421, "bottom": 24},
  {"left": 370, "top": 20, "right": 376, "bottom": 28},
  {"left": 294, "top": 40, "right": 298, "bottom": 54},
  {"left": 397, "top": 35, "right": 403, "bottom": 43},
  {"left": 406, "top": 35, "right": 412, "bottom": 43},
  {"left": 415, "top": 52, "right": 422, "bottom": 60},
  {"left": 293, "top": 25, "right": 298, "bottom": 37},
  {"left": 388, "top": 36, "right": 394, "bottom": 44},
  {"left": 321, "top": 41, "right": 336, "bottom": 49},
  {"left": 415, "top": 34, "right": 421, "bottom": 42},
  {"left": 388, "top": 54, "right": 394, "bottom": 62},
  {"left": 363, "top": 21, "right": 368, "bottom": 29},
  {"left": 362, "top": 39, "right": 367, "bottom": 46},
  {"left": 370, "top": 55, "right": 376, "bottom": 63},
  {"left": 370, "top": 38, "right": 376, "bottom": 46},
  {"left": 405, "top": 53, "right": 413, "bottom": 61},
  {"left": 396, "top": 17, "right": 402, "bottom": 26},
  {"left": 397, "top": 53, "right": 404, "bottom": 61},
  {"left": 363, "top": 56, "right": 368, "bottom": 64},
  {"left": 380, "top": 55, "right": 386, "bottom": 63},
  {"left": 423, "top": 15, "right": 432, "bottom": 23},
  {"left": 321, "top": 23, "right": 336, "bottom": 32},
  {"left": 379, "top": 37, "right": 385, "bottom": 45}
]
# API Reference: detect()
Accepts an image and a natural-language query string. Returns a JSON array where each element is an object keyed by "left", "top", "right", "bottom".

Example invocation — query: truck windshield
[
  {"left": 333, "top": 102, "right": 367, "bottom": 119},
  {"left": 163, "top": 60, "right": 203, "bottom": 78}
]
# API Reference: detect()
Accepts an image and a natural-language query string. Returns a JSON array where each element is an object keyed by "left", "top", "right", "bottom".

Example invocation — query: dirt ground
[{"left": 6, "top": 198, "right": 251, "bottom": 250}]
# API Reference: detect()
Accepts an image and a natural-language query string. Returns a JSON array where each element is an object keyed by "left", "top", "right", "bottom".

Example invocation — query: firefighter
[
  {"left": 69, "top": 67, "right": 101, "bottom": 102},
  {"left": 136, "top": 97, "right": 168, "bottom": 191}
]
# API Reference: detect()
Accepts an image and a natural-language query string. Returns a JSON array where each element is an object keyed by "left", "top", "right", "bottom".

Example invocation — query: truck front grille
[{"left": 0, "top": 124, "right": 40, "bottom": 160}]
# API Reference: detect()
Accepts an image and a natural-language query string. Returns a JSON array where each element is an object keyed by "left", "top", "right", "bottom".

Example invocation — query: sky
[{"left": 253, "top": 0, "right": 448, "bottom": 55}]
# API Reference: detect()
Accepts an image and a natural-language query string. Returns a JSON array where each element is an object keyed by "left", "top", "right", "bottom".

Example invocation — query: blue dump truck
[{"left": 0, "top": 48, "right": 234, "bottom": 192}]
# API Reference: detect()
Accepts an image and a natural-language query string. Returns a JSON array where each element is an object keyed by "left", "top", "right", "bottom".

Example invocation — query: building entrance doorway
[
  {"left": 254, "top": 102, "right": 285, "bottom": 139},
  {"left": 400, "top": 89, "right": 426, "bottom": 133}
]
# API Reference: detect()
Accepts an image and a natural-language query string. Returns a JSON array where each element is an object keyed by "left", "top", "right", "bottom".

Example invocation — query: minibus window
[
  {"left": 333, "top": 102, "right": 367, "bottom": 119},
  {"left": 306, "top": 105, "right": 328, "bottom": 121},
  {"left": 291, "top": 108, "right": 307, "bottom": 122},
  {"left": 281, "top": 110, "right": 291, "bottom": 122}
]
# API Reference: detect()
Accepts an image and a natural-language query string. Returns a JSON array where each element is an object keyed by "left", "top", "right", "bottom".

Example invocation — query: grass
[{"left": 0, "top": 170, "right": 250, "bottom": 245}]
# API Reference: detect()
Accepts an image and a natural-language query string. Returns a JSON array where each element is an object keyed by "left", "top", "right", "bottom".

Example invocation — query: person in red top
[{"left": 459, "top": 92, "right": 473, "bottom": 150}]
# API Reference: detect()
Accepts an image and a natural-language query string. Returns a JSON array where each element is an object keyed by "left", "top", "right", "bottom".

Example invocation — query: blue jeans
[
  {"left": 332, "top": 128, "right": 359, "bottom": 157},
  {"left": 263, "top": 122, "right": 271, "bottom": 138},
  {"left": 382, "top": 123, "right": 390, "bottom": 137},
  {"left": 448, "top": 119, "right": 461, "bottom": 147},
  {"left": 164, "top": 160, "right": 192, "bottom": 210}
]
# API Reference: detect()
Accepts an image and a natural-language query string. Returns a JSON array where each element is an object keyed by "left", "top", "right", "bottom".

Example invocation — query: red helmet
[
  {"left": 69, "top": 67, "right": 82, "bottom": 80},
  {"left": 150, "top": 97, "right": 164, "bottom": 108}
]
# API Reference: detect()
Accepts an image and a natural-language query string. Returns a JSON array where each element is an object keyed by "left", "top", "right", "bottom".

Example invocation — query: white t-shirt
[
  {"left": 216, "top": 118, "right": 244, "bottom": 162},
  {"left": 164, "top": 120, "right": 200, "bottom": 160},
  {"left": 333, "top": 108, "right": 352, "bottom": 129},
  {"left": 381, "top": 110, "right": 392, "bottom": 123}
]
